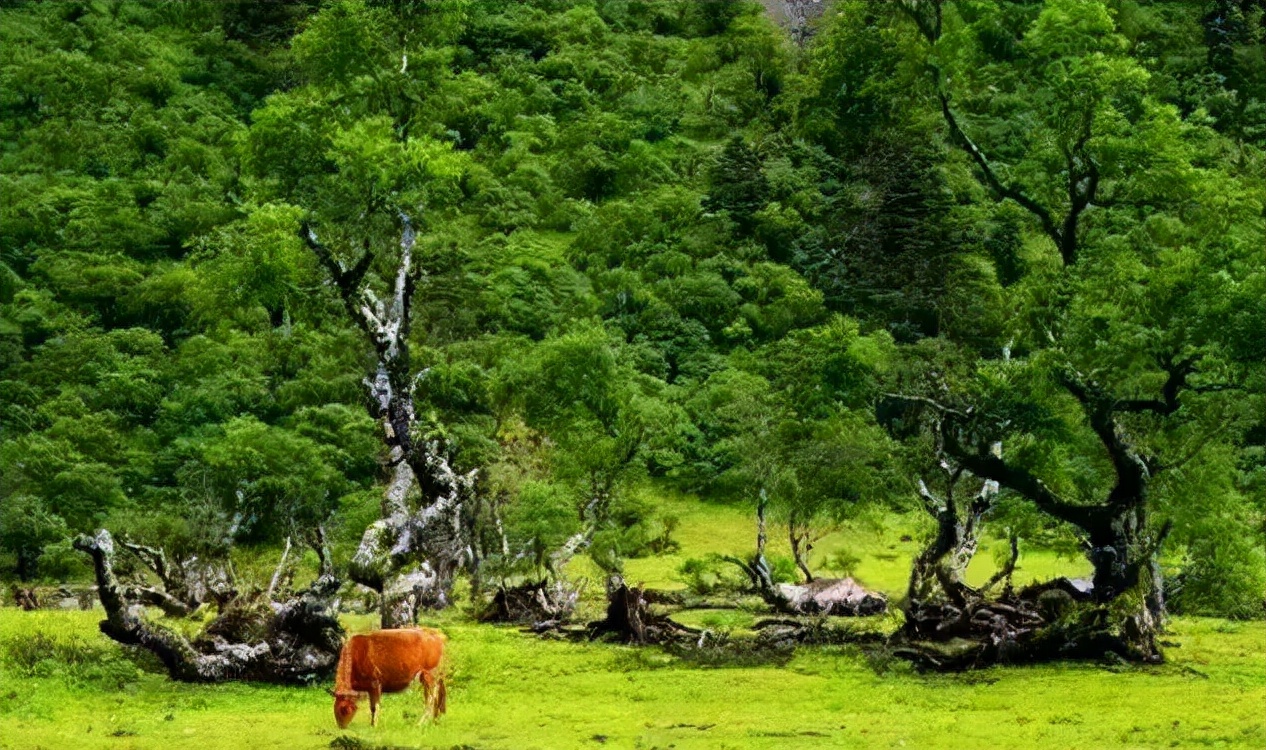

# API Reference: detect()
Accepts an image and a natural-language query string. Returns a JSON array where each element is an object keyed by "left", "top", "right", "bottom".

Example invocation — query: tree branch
[
  {"left": 300, "top": 222, "right": 376, "bottom": 338},
  {"left": 1058, "top": 369, "right": 1150, "bottom": 510},
  {"left": 1115, "top": 355, "right": 1199, "bottom": 417},
  {"left": 881, "top": 393, "right": 1095, "bottom": 527},
  {"left": 896, "top": 0, "right": 1073, "bottom": 265},
  {"left": 939, "top": 93, "right": 1065, "bottom": 257},
  {"left": 981, "top": 533, "right": 1019, "bottom": 594},
  {"left": 896, "top": 0, "right": 942, "bottom": 43}
]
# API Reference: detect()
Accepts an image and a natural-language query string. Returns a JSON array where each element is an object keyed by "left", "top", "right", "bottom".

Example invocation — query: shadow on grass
[
  {"left": 608, "top": 640, "right": 798, "bottom": 671},
  {"left": 331, "top": 736, "right": 479, "bottom": 750}
]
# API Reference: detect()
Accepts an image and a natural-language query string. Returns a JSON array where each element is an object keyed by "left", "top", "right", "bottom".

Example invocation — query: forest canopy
[{"left": 0, "top": 0, "right": 1262, "bottom": 642}]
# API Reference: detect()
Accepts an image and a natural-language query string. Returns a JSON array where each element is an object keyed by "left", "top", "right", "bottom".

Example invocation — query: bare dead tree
[
  {"left": 75, "top": 528, "right": 342, "bottom": 684},
  {"left": 724, "top": 491, "right": 887, "bottom": 618},
  {"left": 301, "top": 213, "right": 476, "bottom": 628}
]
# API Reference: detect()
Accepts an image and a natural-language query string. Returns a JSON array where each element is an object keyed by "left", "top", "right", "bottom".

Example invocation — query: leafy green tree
[
  {"left": 495, "top": 323, "right": 683, "bottom": 571},
  {"left": 0, "top": 495, "right": 68, "bottom": 581},
  {"left": 873, "top": 0, "right": 1266, "bottom": 649},
  {"left": 703, "top": 136, "right": 769, "bottom": 235}
]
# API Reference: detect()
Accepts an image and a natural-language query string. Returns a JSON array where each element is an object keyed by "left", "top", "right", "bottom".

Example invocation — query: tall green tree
[{"left": 874, "top": 0, "right": 1265, "bottom": 654}]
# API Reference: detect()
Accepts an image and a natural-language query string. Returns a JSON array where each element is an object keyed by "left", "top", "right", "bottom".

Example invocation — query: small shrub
[
  {"left": 36, "top": 539, "right": 89, "bottom": 581},
  {"left": 1, "top": 631, "right": 144, "bottom": 688},
  {"left": 823, "top": 550, "right": 861, "bottom": 578},
  {"left": 1170, "top": 530, "right": 1266, "bottom": 620},
  {"left": 590, "top": 495, "right": 681, "bottom": 562},
  {"left": 676, "top": 556, "right": 727, "bottom": 595},
  {"left": 646, "top": 513, "right": 681, "bottom": 555},
  {"left": 767, "top": 554, "right": 798, "bottom": 584}
]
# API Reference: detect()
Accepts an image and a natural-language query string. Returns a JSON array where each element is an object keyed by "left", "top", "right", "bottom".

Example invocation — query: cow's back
[{"left": 348, "top": 629, "right": 444, "bottom": 693}]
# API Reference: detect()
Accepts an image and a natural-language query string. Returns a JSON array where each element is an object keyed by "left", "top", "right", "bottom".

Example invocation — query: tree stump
[{"left": 588, "top": 576, "right": 699, "bottom": 645}]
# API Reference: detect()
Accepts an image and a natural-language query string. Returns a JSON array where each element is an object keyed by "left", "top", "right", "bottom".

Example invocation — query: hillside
[{"left": 0, "top": 2, "right": 1263, "bottom": 746}]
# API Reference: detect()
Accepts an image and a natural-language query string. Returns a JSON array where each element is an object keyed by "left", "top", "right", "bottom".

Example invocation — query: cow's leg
[{"left": 369, "top": 681, "right": 382, "bottom": 727}]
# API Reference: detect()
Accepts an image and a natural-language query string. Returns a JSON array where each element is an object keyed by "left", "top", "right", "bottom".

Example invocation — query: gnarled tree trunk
[
  {"left": 115, "top": 539, "right": 236, "bottom": 618},
  {"left": 302, "top": 214, "right": 476, "bottom": 628},
  {"left": 75, "top": 529, "right": 342, "bottom": 684},
  {"left": 880, "top": 364, "right": 1188, "bottom": 667}
]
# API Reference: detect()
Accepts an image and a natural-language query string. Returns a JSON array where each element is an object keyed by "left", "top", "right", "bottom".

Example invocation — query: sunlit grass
[
  {"left": 1, "top": 497, "right": 1259, "bottom": 750},
  {"left": 608, "top": 492, "right": 1090, "bottom": 596},
  {"left": 1, "top": 610, "right": 1262, "bottom": 750}
]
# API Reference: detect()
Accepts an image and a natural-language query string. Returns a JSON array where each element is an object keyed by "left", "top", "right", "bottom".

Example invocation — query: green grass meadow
[{"left": 2, "top": 502, "right": 1263, "bottom": 750}]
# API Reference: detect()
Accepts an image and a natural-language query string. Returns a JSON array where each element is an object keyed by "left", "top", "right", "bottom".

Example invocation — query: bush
[
  {"left": 1171, "top": 529, "right": 1266, "bottom": 620},
  {"left": 36, "top": 539, "right": 89, "bottom": 581},
  {"left": 823, "top": 549, "right": 861, "bottom": 578},
  {"left": 1, "top": 631, "right": 148, "bottom": 689},
  {"left": 767, "top": 554, "right": 799, "bottom": 585},
  {"left": 0, "top": 495, "right": 68, "bottom": 581},
  {"left": 595, "top": 493, "right": 680, "bottom": 560},
  {"left": 675, "top": 555, "right": 743, "bottom": 595}
]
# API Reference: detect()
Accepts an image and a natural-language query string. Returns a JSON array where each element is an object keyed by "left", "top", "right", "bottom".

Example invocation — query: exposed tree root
[{"left": 896, "top": 577, "right": 1163, "bottom": 670}]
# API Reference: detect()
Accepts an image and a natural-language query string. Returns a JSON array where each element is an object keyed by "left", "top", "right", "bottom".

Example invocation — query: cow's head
[{"left": 330, "top": 690, "right": 359, "bottom": 728}]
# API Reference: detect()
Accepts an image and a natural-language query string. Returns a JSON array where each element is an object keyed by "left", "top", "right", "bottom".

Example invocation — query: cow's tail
[{"left": 434, "top": 675, "right": 447, "bottom": 717}]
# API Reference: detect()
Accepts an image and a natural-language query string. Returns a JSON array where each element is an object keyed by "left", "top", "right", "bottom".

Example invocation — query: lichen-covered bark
[
  {"left": 116, "top": 539, "right": 235, "bottom": 618},
  {"left": 302, "top": 214, "right": 476, "bottom": 628},
  {"left": 75, "top": 529, "right": 343, "bottom": 684}
]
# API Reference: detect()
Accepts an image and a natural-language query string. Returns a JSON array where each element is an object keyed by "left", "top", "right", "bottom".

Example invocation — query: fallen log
[
  {"left": 75, "top": 529, "right": 343, "bottom": 684},
  {"left": 775, "top": 577, "right": 888, "bottom": 616}
]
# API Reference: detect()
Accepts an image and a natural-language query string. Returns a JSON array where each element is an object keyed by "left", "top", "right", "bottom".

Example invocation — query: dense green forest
[
  {"left": 1, "top": 0, "right": 1264, "bottom": 747},
  {"left": 1, "top": 0, "right": 1263, "bottom": 651}
]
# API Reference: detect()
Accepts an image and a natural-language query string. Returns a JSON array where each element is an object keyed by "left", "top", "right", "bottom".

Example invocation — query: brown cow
[{"left": 330, "top": 628, "right": 447, "bottom": 728}]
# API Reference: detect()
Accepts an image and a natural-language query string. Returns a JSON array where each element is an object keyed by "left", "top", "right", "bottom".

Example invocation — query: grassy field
[
  {"left": 1, "top": 610, "right": 1262, "bottom": 750},
  {"left": 1, "top": 500, "right": 1262, "bottom": 750}
]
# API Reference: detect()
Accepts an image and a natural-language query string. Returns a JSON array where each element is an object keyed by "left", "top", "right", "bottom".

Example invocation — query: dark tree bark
[
  {"left": 898, "top": 0, "right": 1095, "bottom": 268},
  {"left": 588, "top": 575, "right": 700, "bottom": 645},
  {"left": 481, "top": 579, "right": 579, "bottom": 626},
  {"left": 301, "top": 214, "right": 476, "bottom": 628},
  {"left": 75, "top": 529, "right": 343, "bottom": 684},
  {"left": 878, "top": 362, "right": 1197, "bottom": 666},
  {"left": 906, "top": 459, "right": 1004, "bottom": 609},
  {"left": 935, "top": 371, "right": 1172, "bottom": 636}
]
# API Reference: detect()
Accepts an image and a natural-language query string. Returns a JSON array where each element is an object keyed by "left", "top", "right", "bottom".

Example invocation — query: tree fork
[{"left": 301, "top": 213, "right": 476, "bottom": 627}]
